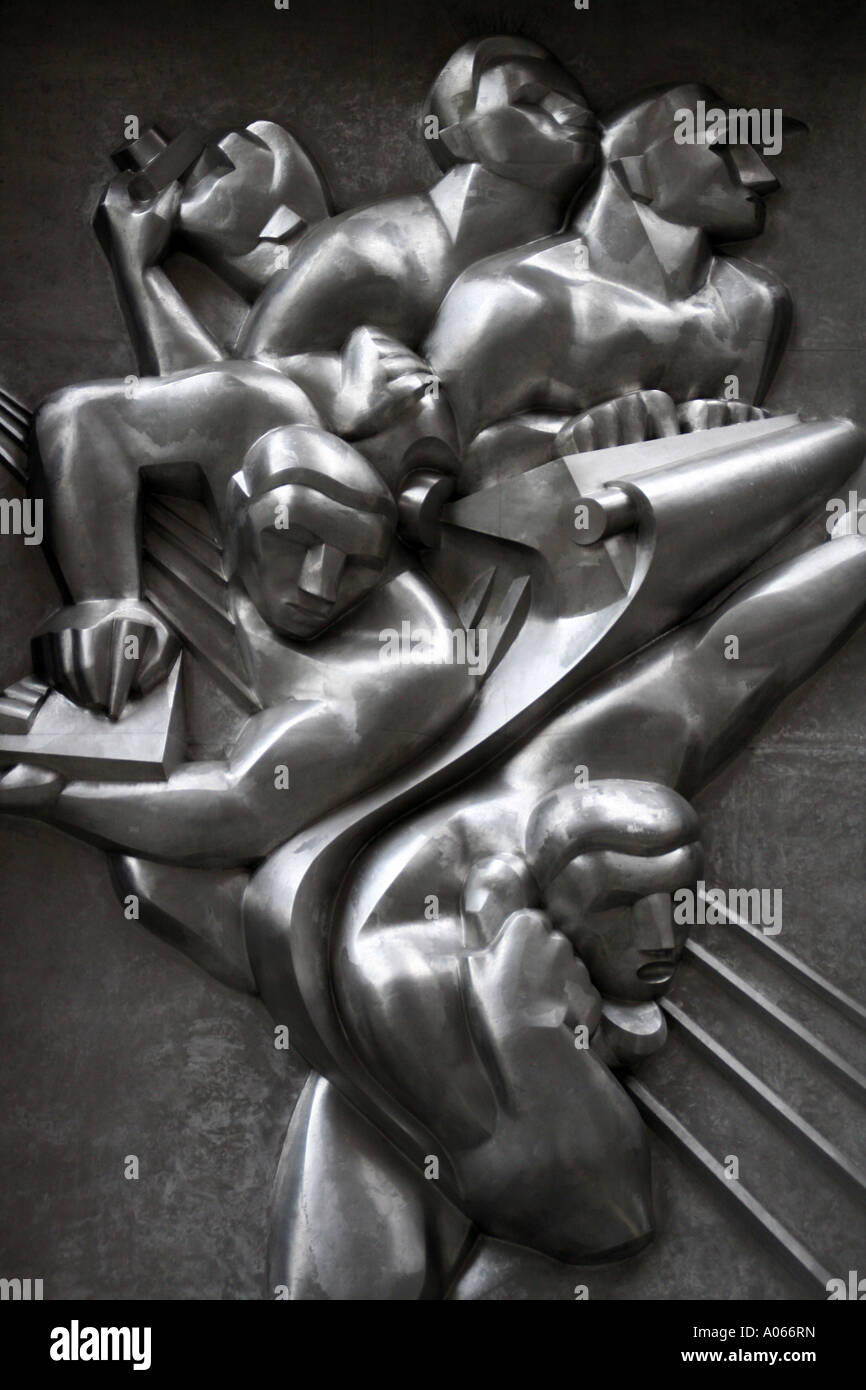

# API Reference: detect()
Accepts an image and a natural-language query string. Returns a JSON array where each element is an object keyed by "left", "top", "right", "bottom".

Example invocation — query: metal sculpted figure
[
  {"left": 0, "top": 37, "right": 863, "bottom": 1300},
  {"left": 425, "top": 82, "right": 793, "bottom": 485}
]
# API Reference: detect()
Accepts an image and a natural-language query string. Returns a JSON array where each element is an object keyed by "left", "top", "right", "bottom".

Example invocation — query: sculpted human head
[
  {"left": 423, "top": 36, "right": 598, "bottom": 195},
  {"left": 177, "top": 120, "right": 329, "bottom": 260},
  {"left": 526, "top": 780, "right": 703, "bottom": 1003},
  {"left": 227, "top": 426, "right": 396, "bottom": 640},
  {"left": 604, "top": 83, "right": 782, "bottom": 241}
]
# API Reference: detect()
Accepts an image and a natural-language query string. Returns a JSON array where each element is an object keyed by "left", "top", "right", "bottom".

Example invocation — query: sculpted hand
[
  {"left": 32, "top": 599, "right": 180, "bottom": 718},
  {"left": 554, "top": 389, "right": 679, "bottom": 454},
  {"left": 590, "top": 999, "right": 668, "bottom": 1072},
  {"left": 0, "top": 763, "right": 65, "bottom": 813},
  {"left": 677, "top": 398, "right": 770, "bottom": 432},
  {"left": 334, "top": 326, "right": 437, "bottom": 439},
  {"left": 467, "top": 908, "right": 602, "bottom": 1036},
  {"left": 94, "top": 173, "right": 182, "bottom": 270}
]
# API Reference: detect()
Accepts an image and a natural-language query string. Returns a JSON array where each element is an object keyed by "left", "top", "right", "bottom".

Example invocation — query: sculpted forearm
[
  {"left": 96, "top": 174, "right": 225, "bottom": 377},
  {"left": 48, "top": 762, "right": 267, "bottom": 867},
  {"left": 237, "top": 223, "right": 414, "bottom": 359},
  {"left": 551, "top": 536, "right": 866, "bottom": 799},
  {"left": 44, "top": 701, "right": 365, "bottom": 866},
  {"left": 113, "top": 262, "right": 225, "bottom": 376},
  {"left": 236, "top": 246, "right": 346, "bottom": 359},
  {"left": 335, "top": 922, "right": 499, "bottom": 1150},
  {"left": 33, "top": 390, "right": 143, "bottom": 600},
  {"left": 269, "top": 352, "right": 342, "bottom": 426}
]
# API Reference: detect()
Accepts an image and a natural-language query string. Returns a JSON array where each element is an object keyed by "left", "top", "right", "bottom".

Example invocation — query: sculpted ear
[
  {"left": 439, "top": 121, "right": 475, "bottom": 163},
  {"left": 224, "top": 474, "right": 250, "bottom": 573},
  {"left": 259, "top": 204, "right": 305, "bottom": 240},
  {"left": 613, "top": 154, "right": 654, "bottom": 204}
]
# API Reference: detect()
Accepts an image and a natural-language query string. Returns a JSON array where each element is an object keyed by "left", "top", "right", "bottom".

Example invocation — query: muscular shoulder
[
  {"left": 316, "top": 191, "right": 440, "bottom": 256},
  {"left": 714, "top": 255, "right": 792, "bottom": 326},
  {"left": 427, "top": 238, "right": 570, "bottom": 362}
]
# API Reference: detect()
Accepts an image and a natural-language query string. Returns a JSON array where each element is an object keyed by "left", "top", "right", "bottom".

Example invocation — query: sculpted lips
[
  {"left": 283, "top": 597, "right": 331, "bottom": 618},
  {"left": 637, "top": 955, "right": 678, "bottom": 984}
]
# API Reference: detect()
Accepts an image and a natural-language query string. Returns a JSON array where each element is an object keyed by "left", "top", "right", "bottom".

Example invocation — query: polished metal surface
[{"left": 0, "top": 35, "right": 863, "bottom": 1299}]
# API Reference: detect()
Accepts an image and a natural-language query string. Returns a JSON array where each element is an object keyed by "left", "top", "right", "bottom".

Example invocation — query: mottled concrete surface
[{"left": 0, "top": 0, "right": 864, "bottom": 1299}]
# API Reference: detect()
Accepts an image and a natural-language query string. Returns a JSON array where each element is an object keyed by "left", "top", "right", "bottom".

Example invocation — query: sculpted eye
[
  {"left": 183, "top": 144, "right": 235, "bottom": 192},
  {"left": 513, "top": 82, "right": 547, "bottom": 106},
  {"left": 707, "top": 143, "right": 740, "bottom": 182}
]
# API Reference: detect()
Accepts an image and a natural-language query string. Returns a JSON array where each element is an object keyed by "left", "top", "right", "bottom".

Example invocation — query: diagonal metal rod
[
  {"left": 684, "top": 940, "right": 866, "bottom": 1101},
  {"left": 698, "top": 889, "right": 866, "bottom": 1030},
  {"left": 624, "top": 1076, "right": 832, "bottom": 1298},
  {"left": 661, "top": 998, "right": 866, "bottom": 1203},
  {"left": 0, "top": 388, "right": 31, "bottom": 426}
]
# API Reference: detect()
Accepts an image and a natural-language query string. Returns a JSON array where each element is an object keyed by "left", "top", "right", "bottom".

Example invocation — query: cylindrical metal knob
[
  {"left": 397, "top": 469, "right": 456, "bottom": 548},
  {"left": 572, "top": 485, "right": 637, "bottom": 545},
  {"left": 111, "top": 124, "right": 206, "bottom": 201}
]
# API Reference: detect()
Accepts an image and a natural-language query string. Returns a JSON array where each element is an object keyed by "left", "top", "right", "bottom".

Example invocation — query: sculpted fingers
[
  {"left": 677, "top": 399, "right": 710, "bottom": 432},
  {"left": 133, "top": 617, "right": 180, "bottom": 697},
  {"left": 642, "top": 389, "right": 680, "bottom": 438},
  {"left": 615, "top": 391, "right": 650, "bottom": 444},
  {"left": 470, "top": 908, "right": 599, "bottom": 1030},
  {"left": 677, "top": 399, "right": 706, "bottom": 431},
  {"left": 677, "top": 398, "right": 770, "bottom": 432},
  {"left": 31, "top": 601, "right": 180, "bottom": 717},
  {"left": 725, "top": 401, "right": 769, "bottom": 424},
  {"left": 338, "top": 326, "right": 437, "bottom": 436},
  {"left": 73, "top": 624, "right": 108, "bottom": 709},
  {"left": 55, "top": 628, "right": 86, "bottom": 706},
  {"left": 556, "top": 389, "right": 678, "bottom": 454},
  {"left": 555, "top": 400, "right": 620, "bottom": 453},
  {"left": 0, "top": 763, "right": 65, "bottom": 812},
  {"left": 95, "top": 172, "right": 180, "bottom": 268},
  {"left": 591, "top": 400, "right": 626, "bottom": 450},
  {"left": 554, "top": 411, "right": 595, "bottom": 454},
  {"left": 388, "top": 370, "right": 436, "bottom": 406},
  {"left": 108, "top": 617, "right": 149, "bottom": 719}
]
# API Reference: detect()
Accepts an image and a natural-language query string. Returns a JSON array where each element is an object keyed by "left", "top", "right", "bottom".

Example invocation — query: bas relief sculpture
[{"left": 1, "top": 36, "right": 864, "bottom": 1299}]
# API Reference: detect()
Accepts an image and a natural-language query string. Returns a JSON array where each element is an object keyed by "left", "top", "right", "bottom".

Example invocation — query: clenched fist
[
  {"left": 554, "top": 389, "right": 680, "bottom": 455},
  {"left": 32, "top": 598, "right": 180, "bottom": 719},
  {"left": 333, "top": 326, "right": 437, "bottom": 440}
]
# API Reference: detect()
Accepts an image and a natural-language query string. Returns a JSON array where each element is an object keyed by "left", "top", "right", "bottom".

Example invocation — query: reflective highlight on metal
[{"left": 0, "top": 36, "right": 863, "bottom": 1299}]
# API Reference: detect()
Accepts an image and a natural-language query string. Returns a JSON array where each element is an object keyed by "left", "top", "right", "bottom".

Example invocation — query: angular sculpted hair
[
  {"left": 229, "top": 424, "right": 397, "bottom": 521},
  {"left": 525, "top": 779, "right": 700, "bottom": 889}
]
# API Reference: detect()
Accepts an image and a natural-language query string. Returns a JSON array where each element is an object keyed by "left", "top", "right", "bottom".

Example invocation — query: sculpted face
[
  {"left": 460, "top": 56, "right": 598, "bottom": 190},
  {"left": 228, "top": 426, "right": 396, "bottom": 640},
  {"left": 179, "top": 129, "right": 282, "bottom": 255},
  {"left": 233, "top": 482, "right": 393, "bottom": 639},
  {"left": 428, "top": 39, "right": 597, "bottom": 194},
  {"left": 543, "top": 842, "right": 703, "bottom": 1002},
  {"left": 647, "top": 128, "right": 780, "bottom": 240},
  {"left": 607, "top": 86, "right": 782, "bottom": 242}
]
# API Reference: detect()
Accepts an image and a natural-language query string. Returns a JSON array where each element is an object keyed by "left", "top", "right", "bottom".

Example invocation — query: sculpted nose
[
  {"left": 184, "top": 141, "right": 234, "bottom": 191},
  {"left": 730, "top": 143, "right": 780, "bottom": 195},
  {"left": 634, "top": 892, "right": 677, "bottom": 952},
  {"left": 541, "top": 92, "right": 596, "bottom": 137},
  {"left": 298, "top": 543, "right": 346, "bottom": 606}
]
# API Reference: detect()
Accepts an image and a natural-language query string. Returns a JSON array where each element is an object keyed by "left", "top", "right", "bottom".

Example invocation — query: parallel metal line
[
  {"left": 697, "top": 888, "right": 866, "bottom": 1029},
  {"left": 143, "top": 526, "right": 231, "bottom": 616},
  {"left": 0, "top": 414, "right": 27, "bottom": 445},
  {"left": 0, "top": 440, "right": 27, "bottom": 486},
  {"left": 145, "top": 587, "right": 260, "bottom": 714},
  {"left": 661, "top": 998, "right": 866, "bottom": 1202},
  {"left": 0, "top": 389, "right": 31, "bottom": 426},
  {"left": 143, "top": 546, "right": 233, "bottom": 624},
  {"left": 684, "top": 940, "right": 866, "bottom": 1101},
  {"left": 624, "top": 1076, "right": 832, "bottom": 1298},
  {"left": 145, "top": 505, "right": 226, "bottom": 576}
]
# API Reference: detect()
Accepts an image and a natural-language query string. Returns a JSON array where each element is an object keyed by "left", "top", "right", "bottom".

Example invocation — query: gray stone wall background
[{"left": 0, "top": 0, "right": 863, "bottom": 1299}]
